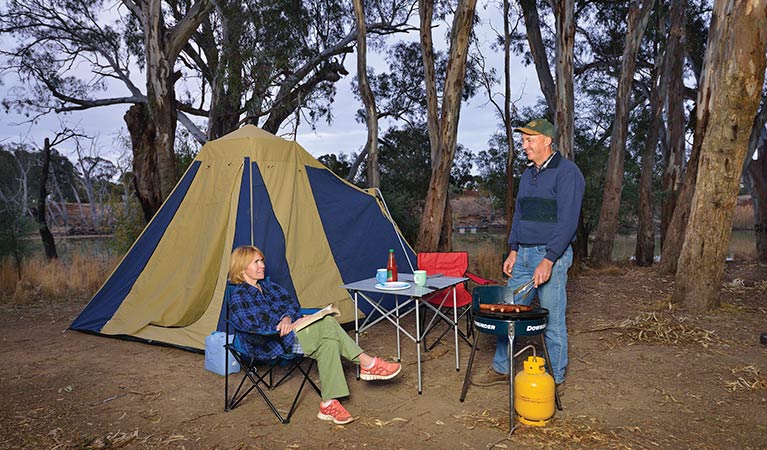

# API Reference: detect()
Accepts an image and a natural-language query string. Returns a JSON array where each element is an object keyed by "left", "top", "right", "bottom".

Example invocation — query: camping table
[{"left": 342, "top": 274, "right": 468, "bottom": 394}]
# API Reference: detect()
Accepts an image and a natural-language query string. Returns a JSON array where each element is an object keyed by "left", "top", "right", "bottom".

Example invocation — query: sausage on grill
[{"left": 478, "top": 303, "right": 532, "bottom": 314}]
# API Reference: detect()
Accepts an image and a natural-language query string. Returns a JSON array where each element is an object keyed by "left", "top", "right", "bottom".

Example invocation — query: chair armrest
[{"left": 465, "top": 271, "right": 499, "bottom": 285}]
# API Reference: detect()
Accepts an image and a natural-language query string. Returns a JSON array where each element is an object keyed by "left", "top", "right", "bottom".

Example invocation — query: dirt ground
[{"left": 1, "top": 262, "right": 766, "bottom": 450}]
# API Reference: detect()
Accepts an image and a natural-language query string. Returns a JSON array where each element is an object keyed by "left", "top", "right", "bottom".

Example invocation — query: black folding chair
[{"left": 223, "top": 284, "right": 321, "bottom": 423}]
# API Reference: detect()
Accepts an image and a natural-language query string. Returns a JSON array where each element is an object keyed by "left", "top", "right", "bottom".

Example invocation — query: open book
[{"left": 290, "top": 304, "right": 341, "bottom": 332}]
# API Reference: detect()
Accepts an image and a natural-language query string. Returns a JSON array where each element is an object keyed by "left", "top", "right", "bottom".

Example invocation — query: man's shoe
[
  {"left": 360, "top": 357, "right": 401, "bottom": 381},
  {"left": 317, "top": 400, "right": 354, "bottom": 424},
  {"left": 556, "top": 381, "right": 565, "bottom": 397},
  {"left": 471, "top": 367, "right": 510, "bottom": 386}
]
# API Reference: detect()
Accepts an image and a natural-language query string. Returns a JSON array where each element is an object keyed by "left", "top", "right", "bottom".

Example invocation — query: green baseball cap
[{"left": 514, "top": 118, "right": 555, "bottom": 138}]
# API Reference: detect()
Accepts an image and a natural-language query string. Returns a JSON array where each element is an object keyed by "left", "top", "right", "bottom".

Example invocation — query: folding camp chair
[
  {"left": 223, "top": 284, "right": 321, "bottom": 424},
  {"left": 417, "top": 252, "right": 497, "bottom": 351}
]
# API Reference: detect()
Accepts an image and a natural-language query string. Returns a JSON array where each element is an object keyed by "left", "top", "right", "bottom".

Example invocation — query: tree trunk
[
  {"left": 438, "top": 195, "right": 453, "bottom": 251},
  {"left": 744, "top": 94, "right": 767, "bottom": 262},
  {"left": 636, "top": 73, "right": 664, "bottom": 266},
  {"left": 123, "top": 0, "right": 211, "bottom": 219},
  {"left": 206, "top": 0, "right": 245, "bottom": 140},
  {"left": 145, "top": 0, "right": 179, "bottom": 201},
  {"left": 519, "top": 0, "right": 556, "bottom": 115},
  {"left": 747, "top": 151, "right": 767, "bottom": 261},
  {"left": 353, "top": 0, "right": 380, "bottom": 189},
  {"left": 503, "top": 0, "right": 515, "bottom": 248},
  {"left": 553, "top": 0, "right": 575, "bottom": 160},
  {"left": 125, "top": 104, "right": 163, "bottom": 223},
  {"left": 419, "top": 0, "right": 440, "bottom": 161},
  {"left": 748, "top": 148, "right": 767, "bottom": 263},
  {"left": 660, "top": 0, "right": 687, "bottom": 247},
  {"left": 672, "top": 0, "right": 767, "bottom": 311},
  {"left": 416, "top": 0, "right": 478, "bottom": 252},
  {"left": 658, "top": 138, "right": 701, "bottom": 273},
  {"left": 637, "top": 6, "right": 675, "bottom": 266},
  {"left": 590, "top": 0, "right": 656, "bottom": 266},
  {"left": 37, "top": 137, "right": 58, "bottom": 260}
]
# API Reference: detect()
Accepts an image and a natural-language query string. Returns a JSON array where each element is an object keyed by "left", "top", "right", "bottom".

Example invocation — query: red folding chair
[{"left": 417, "top": 252, "right": 498, "bottom": 351}]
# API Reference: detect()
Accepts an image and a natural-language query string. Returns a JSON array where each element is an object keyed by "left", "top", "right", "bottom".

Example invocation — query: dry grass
[
  {"left": 475, "top": 240, "right": 505, "bottom": 281},
  {"left": 587, "top": 312, "right": 720, "bottom": 348},
  {"left": 732, "top": 203, "right": 755, "bottom": 229},
  {"left": 726, "top": 365, "right": 767, "bottom": 392},
  {"left": 0, "top": 253, "right": 117, "bottom": 302}
]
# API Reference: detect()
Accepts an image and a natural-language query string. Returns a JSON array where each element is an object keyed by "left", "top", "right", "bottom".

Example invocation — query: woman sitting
[{"left": 228, "top": 245, "right": 401, "bottom": 424}]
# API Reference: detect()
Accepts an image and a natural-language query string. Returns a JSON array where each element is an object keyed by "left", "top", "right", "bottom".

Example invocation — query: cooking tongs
[{"left": 512, "top": 278, "right": 535, "bottom": 303}]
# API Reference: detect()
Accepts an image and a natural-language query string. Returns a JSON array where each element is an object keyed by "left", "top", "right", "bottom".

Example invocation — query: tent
[{"left": 70, "top": 125, "right": 416, "bottom": 351}]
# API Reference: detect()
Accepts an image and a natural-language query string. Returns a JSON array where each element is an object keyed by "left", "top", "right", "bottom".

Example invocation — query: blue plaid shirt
[{"left": 229, "top": 280, "right": 302, "bottom": 360}]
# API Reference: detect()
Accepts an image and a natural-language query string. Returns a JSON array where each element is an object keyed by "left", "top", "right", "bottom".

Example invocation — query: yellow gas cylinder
[{"left": 514, "top": 356, "right": 555, "bottom": 426}]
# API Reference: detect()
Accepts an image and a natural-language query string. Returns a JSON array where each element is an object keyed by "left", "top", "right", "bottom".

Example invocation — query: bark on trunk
[
  {"left": 590, "top": 0, "right": 656, "bottom": 266},
  {"left": 660, "top": 0, "right": 687, "bottom": 246},
  {"left": 416, "top": 0, "right": 478, "bottom": 252},
  {"left": 125, "top": 103, "right": 163, "bottom": 223},
  {"left": 353, "top": 0, "right": 380, "bottom": 189},
  {"left": 37, "top": 137, "right": 58, "bottom": 260},
  {"left": 519, "top": 0, "right": 556, "bottom": 115},
  {"left": 672, "top": 0, "right": 767, "bottom": 311},
  {"left": 553, "top": 0, "right": 575, "bottom": 160}
]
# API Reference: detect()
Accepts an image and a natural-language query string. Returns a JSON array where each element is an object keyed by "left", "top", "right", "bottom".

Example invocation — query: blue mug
[{"left": 376, "top": 268, "right": 388, "bottom": 284}]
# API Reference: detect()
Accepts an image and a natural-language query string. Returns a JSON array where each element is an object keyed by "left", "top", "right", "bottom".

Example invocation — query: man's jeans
[{"left": 492, "top": 245, "right": 573, "bottom": 384}]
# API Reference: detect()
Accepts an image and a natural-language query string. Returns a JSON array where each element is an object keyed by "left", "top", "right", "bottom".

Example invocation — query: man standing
[{"left": 474, "top": 118, "right": 585, "bottom": 391}]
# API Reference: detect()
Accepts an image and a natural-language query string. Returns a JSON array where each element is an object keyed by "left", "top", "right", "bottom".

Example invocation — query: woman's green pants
[{"left": 295, "top": 316, "right": 363, "bottom": 401}]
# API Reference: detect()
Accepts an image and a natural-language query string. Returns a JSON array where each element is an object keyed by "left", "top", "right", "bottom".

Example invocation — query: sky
[{"left": 0, "top": 5, "right": 544, "bottom": 163}]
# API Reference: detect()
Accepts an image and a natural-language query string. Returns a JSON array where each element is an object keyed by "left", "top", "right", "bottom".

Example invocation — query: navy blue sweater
[{"left": 508, "top": 152, "right": 585, "bottom": 262}]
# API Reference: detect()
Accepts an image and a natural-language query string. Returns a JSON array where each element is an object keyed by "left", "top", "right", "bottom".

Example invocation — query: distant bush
[{"left": 108, "top": 197, "right": 145, "bottom": 254}]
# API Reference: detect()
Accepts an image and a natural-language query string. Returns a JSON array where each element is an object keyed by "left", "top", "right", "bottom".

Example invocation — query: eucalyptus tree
[
  {"left": 589, "top": 0, "right": 655, "bottom": 267},
  {"left": 417, "top": 0, "right": 479, "bottom": 252},
  {"left": 634, "top": 0, "right": 686, "bottom": 266},
  {"left": 747, "top": 142, "right": 767, "bottom": 261},
  {"left": 36, "top": 130, "right": 82, "bottom": 259},
  {"left": 659, "top": 0, "right": 687, "bottom": 247},
  {"left": 1, "top": 0, "right": 212, "bottom": 221},
  {"left": 673, "top": 0, "right": 766, "bottom": 311},
  {"left": 375, "top": 125, "right": 475, "bottom": 244},
  {"left": 1, "top": 0, "right": 415, "bottom": 222},
  {"left": 745, "top": 94, "right": 767, "bottom": 261},
  {"left": 181, "top": 0, "right": 416, "bottom": 142},
  {"left": 353, "top": 0, "right": 379, "bottom": 188}
]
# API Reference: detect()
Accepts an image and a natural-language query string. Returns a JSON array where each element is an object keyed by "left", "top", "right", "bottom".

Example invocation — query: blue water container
[{"left": 204, "top": 331, "right": 240, "bottom": 376}]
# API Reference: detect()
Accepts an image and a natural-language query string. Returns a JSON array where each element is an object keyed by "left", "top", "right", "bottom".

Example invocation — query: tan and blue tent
[{"left": 70, "top": 125, "right": 416, "bottom": 351}]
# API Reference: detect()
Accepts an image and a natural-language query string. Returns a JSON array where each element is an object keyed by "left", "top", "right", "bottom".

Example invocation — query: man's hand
[
  {"left": 276, "top": 316, "right": 293, "bottom": 336},
  {"left": 533, "top": 258, "right": 554, "bottom": 287},
  {"left": 503, "top": 251, "right": 518, "bottom": 277}
]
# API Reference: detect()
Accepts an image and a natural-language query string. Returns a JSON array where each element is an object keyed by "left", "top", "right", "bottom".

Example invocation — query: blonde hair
[{"left": 228, "top": 245, "right": 264, "bottom": 284}]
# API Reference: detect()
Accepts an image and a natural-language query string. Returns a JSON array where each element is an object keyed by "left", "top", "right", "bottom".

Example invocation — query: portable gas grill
[{"left": 459, "top": 284, "right": 563, "bottom": 431}]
